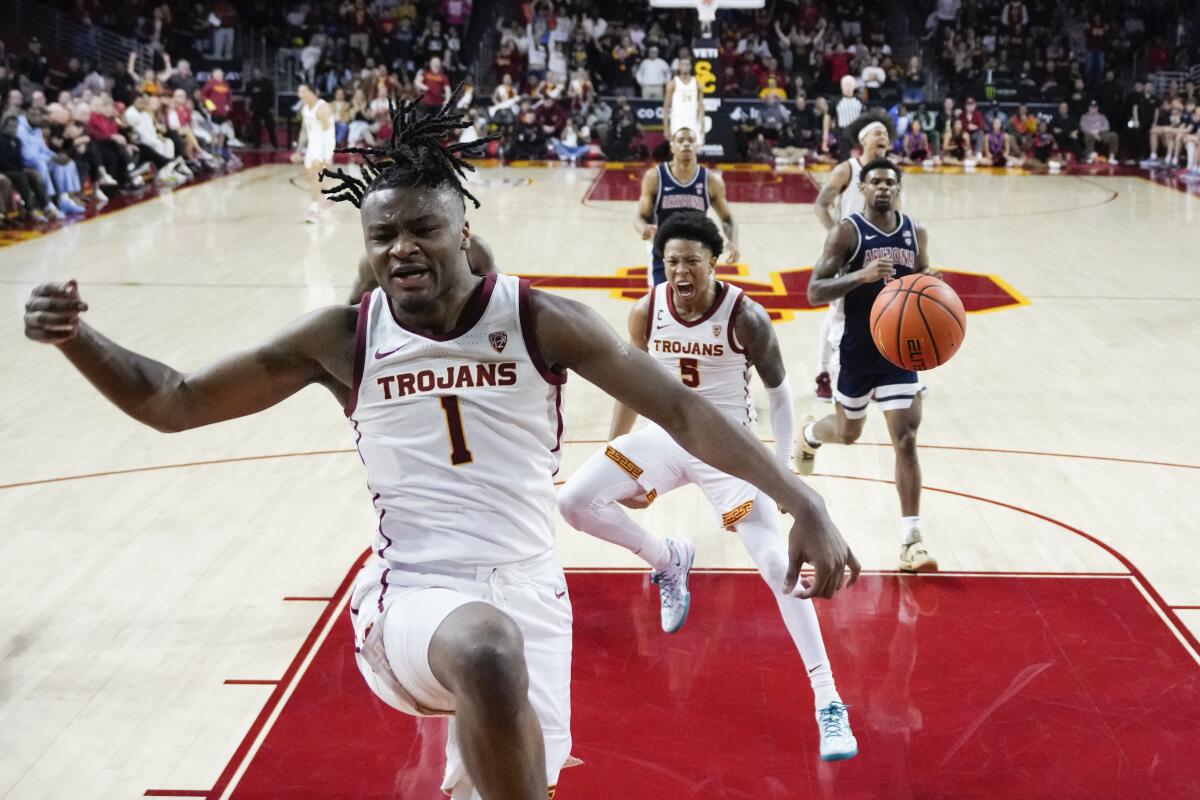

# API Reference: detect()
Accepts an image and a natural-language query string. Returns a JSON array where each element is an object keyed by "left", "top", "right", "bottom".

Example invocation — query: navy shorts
[{"left": 835, "top": 363, "right": 922, "bottom": 419}]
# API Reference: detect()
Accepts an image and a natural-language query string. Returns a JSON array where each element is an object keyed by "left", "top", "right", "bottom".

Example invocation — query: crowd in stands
[{"left": 1, "top": 0, "right": 1197, "bottom": 226}]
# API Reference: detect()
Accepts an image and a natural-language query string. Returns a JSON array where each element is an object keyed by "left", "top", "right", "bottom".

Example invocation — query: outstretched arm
[
  {"left": 25, "top": 281, "right": 355, "bottom": 432},
  {"left": 707, "top": 170, "right": 738, "bottom": 262},
  {"left": 734, "top": 298, "right": 793, "bottom": 468},
  {"left": 535, "top": 291, "right": 859, "bottom": 598}
]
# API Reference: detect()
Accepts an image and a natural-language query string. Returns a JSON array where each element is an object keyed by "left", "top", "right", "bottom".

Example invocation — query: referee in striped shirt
[{"left": 823, "top": 75, "right": 865, "bottom": 158}]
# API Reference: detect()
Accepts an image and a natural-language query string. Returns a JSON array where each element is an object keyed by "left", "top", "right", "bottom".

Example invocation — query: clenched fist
[{"left": 24, "top": 281, "right": 88, "bottom": 345}]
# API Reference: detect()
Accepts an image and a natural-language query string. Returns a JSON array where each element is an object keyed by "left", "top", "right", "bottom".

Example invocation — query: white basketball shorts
[
  {"left": 349, "top": 550, "right": 573, "bottom": 796},
  {"left": 607, "top": 422, "right": 758, "bottom": 530}
]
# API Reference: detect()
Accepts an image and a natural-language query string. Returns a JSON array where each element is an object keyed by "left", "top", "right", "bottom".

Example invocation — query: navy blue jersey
[
  {"left": 649, "top": 163, "right": 710, "bottom": 285},
  {"left": 839, "top": 212, "right": 920, "bottom": 373}
]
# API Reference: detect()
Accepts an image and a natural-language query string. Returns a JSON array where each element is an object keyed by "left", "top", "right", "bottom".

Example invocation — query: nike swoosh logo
[
  {"left": 374, "top": 343, "right": 409, "bottom": 359},
  {"left": 655, "top": 323, "right": 671, "bottom": 330},
  {"left": 555, "top": 589, "right": 567, "bottom": 599},
  {"left": 808, "top": 664, "right": 822, "bottom": 674},
  {"left": 864, "top": 234, "right": 877, "bottom": 240}
]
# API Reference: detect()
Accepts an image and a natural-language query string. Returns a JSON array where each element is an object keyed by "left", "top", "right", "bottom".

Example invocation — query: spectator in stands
[
  {"left": 961, "top": 96, "right": 985, "bottom": 154},
  {"left": 610, "top": 35, "right": 640, "bottom": 98},
  {"left": 125, "top": 94, "right": 190, "bottom": 184},
  {"left": 980, "top": 115, "right": 1022, "bottom": 167},
  {"left": 85, "top": 96, "right": 139, "bottom": 190},
  {"left": 18, "top": 38, "right": 49, "bottom": 90},
  {"left": 552, "top": 115, "right": 591, "bottom": 164},
  {"left": 941, "top": 116, "right": 972, "bottom": 164},
  {"left": 772, "top": 93, "right": 819, "bottom": 165},
  {"left": 636, "top": 46, "right": 671, "bottom": 100},
  {"left": 14, "top": 109, "right": 86, "bottom": 214},
  {"left": 346, "top": 88, "right": 376, "bottom": 148},
  {"left": 1008, "top": 104, "right": 1037, "bottom": 153},
  {"left": 900, "top": 117, "right": 934, "bottom": 164},
  {"left": 1084, "top": 14, "right": 1109, "bottom": 87},
  {"left": 567, "top": 68, "right": 595, "bottom": 114},
  {"left": 535, "top": 72, "right": 564, "bottom": 101},
  {"left": 1079, "top": 99, "right": 1119, "bottom": 162},
  {"left": 200, "top": 67, "right": 234, "bottom": 143},
  {"left": 756, "top": 93, "right": 788, "bottom": 140},
  {"left": 414, "top": 57, "right": 449, "bottom": 112},
  {"left": 1026, "top": 119, "right": 1060, "bottom": 170},
  {"left": 760, "top": 77, "right": 788, "bottom": 101},
  {"left": 166, "top": 89, "right": 216, "bottom": 169},
  {"left": 860, "top": 57, "right": 886, "bottom": 99},
  {"left": 537, "top": 95, "right": 567, "bottom": 139},
  {"left": 510, "top": 99, "right": 544, "bottom": 159},
  {"left": 606, "top": 102, "right": 646, "bottom": 161},
  {"left": 0, "top": 113, "right": 59, "bottom": 222},
  {"left": 211, "top": 1, "right": 238, "bottom": 61},
  {"left": 1050, "top": 101, "right": 1081, "bottom": 161},
  {"left": 548, "top": 42, "right": 569, "bottom": 85},
  {"left": 245, "top": 67, "right": 276, "bottom": 149},
  {"left": 491, "top": 73, "right": 521, "bottom": 125}
]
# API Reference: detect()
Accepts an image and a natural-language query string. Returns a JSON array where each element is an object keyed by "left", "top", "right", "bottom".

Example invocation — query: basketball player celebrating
[
  {"left": 558, "top": 211, "right": 858, "bottom": 762},
  {"left": 24, "top": 96, "right": 859, "bottom": 800},
  {"left": 291, "top": 83, "right": 336, "bottom": 224},
  {"left": 634, "top": 126, "right": 737, "bottom": 286},
  {"left": 347, "top": 234, "right": 495, "bottom": 303},
  {"left": 811, "top": 111, "right": 894, "bottom": 401},
  {"left": 798, "top": 158, "right": 938, "bottom": 574},
  {"left": 663, "top": 56, "right": 705, "bottom": 143}
]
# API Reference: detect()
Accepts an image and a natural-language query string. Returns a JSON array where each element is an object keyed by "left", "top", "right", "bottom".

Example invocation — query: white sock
[
  {"left": 557, "top": 451, "right": 671, "bottom": 571},
  {"left": 803, "top": 421, "right": 822, "bottom": 449},
  {"left": 817, "top": 309, "right": 834, "bottom": 372},
  {"left": 736, "top": 495, "right": 839, "bottom": 709},
  {"left": 901, "top": 516, "right": 921, "bottom": 545}
]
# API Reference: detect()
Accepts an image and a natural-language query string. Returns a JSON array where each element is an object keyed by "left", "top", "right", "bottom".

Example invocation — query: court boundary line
[
  {"left": 140, "top": 476, "right": 1198, "bottom": 798},
  {"left": 5, "top": 435, "right": 1197, "bottom": 494}
]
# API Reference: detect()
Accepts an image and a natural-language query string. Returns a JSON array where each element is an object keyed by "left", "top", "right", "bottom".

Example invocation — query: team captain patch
[
  {"left": 605, "top": 446, "right": 643, "bottom": 480},
  {"left": 721, "top": 500, "right": 754, "bottom": 530}
]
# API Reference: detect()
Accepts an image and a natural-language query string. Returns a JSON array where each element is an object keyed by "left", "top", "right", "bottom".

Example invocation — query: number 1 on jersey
[{"left": 439, "top": 395, "right": 474, "bottom": 466}]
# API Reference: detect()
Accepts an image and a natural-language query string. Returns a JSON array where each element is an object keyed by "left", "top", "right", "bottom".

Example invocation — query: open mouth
[
  {"left": 390, "top": 263, "right": 432, "bottom": 290},
  {"left": 674, "top": 280, "right": 696, "bottom": 298}
]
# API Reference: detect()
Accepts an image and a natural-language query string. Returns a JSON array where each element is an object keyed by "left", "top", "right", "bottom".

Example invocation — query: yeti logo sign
[
  {"left": 905, "top": 338, "right": 928, "bottom": 370},
  {"left": 489, "top": 331, "right": 508, "bottom": 352}
]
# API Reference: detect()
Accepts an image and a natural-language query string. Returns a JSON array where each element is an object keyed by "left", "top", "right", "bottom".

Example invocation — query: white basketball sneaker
[
  {"left": 650, "top": 538, "right": 695, "bottom": 633},
  {"left": 816, "top": 701, "right": 858, "bottom": 761}
]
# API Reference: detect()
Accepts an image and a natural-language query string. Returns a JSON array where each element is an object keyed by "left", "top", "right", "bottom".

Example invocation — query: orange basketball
[{"left": 869, "top": 274, "right": 966, "bottom": 370}]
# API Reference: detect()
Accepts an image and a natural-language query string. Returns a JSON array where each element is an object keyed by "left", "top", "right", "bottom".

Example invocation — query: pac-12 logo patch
[
  {"left": 712, "top": 324, "right": 722, "bottom": 337},
  {"left": 489, "top": 331, "right": 508, "bottom": 352}
]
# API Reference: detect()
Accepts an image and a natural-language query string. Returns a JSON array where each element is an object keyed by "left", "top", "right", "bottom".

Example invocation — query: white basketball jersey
[
  {"left": 347, "top": 274, "right": 566, "bottom": 569},
  {"left": 646, "top": 281, "right": 754, "bottom": 424},
  {"left": 838, "top": 156, "right": 864, "bottom": 220},
  {"left": 303, "top": 99, "right": 335, "bottom": 147},
  {"left": 669, "top": 75, "right": 701, "bottom": 135}
]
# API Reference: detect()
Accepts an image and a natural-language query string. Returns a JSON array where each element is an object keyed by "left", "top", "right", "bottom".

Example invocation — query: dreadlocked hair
[{"left": 319, "top": 84, "right": 500, "bottom": 209}]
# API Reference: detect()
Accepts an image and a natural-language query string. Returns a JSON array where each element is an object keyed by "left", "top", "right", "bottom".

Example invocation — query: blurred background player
[
  {"left": 799, "top": 158, "right": 939, "bottom": 574},
  {"left": 558, "top": 211, "right": 858, "bottom": 762},
  {"left": 811, "top": 110, "right": 894, "bottom": 401},
  {"left": 291, "top": 83, "right": 335, "bottom": 223},
  {"left": 634, "top": 126, "right": 737, "bottom": 286},
  {"left": 663, "top": 56, "right": 705, "bottom": 145}
]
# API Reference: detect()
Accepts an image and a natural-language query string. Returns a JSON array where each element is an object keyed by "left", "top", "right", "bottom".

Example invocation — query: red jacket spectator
[
  {"left": 87, "top": 111, "right": 119, "bottom": 141},
  {"left": 962, "top": 98, "right": 986, "bottom": 135},
  {"left": 441, "top": 0, "right": 471, "bottom": 27},
  {"left": 201, "top": 72, "right": 232, "bottom": 119},
  {"left": 535, "top": 98, "right": 566, "bottom": 136},
  {"left": 798, "top": 0, "right": 822, "bottom": 32},
  {"left": 415, "top": 59, "right": 449, "bottom": 107},
  {"left": 825, "top": 48, "right": 851, "bottom": 86}
]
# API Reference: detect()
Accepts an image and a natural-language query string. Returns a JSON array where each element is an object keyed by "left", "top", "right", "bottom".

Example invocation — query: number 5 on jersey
[
  {"left": 439, "top": 395, "right": 474, "bottom": 465},
  {"left": 680, "top": 357, "right": 700, "bottom": 387}
]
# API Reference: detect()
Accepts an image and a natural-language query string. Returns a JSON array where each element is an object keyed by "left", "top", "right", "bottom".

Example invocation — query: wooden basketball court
[{"left": 1, "top": 162, "right": 1197, "bottom": 798}]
